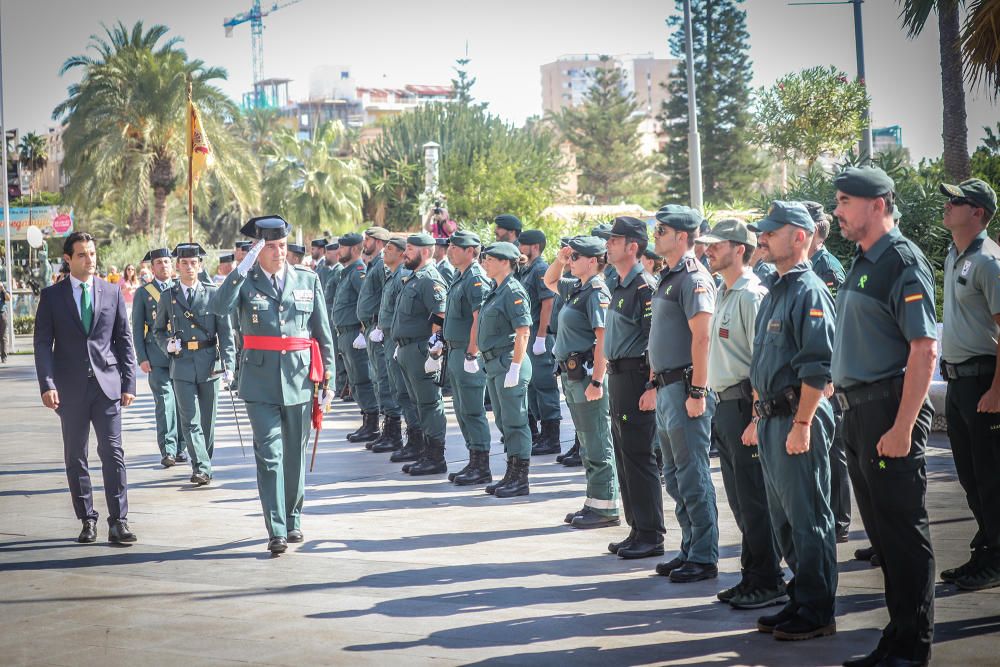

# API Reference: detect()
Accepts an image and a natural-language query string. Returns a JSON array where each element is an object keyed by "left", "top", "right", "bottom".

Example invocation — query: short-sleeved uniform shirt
[
  {"left": 444, "top": 262, "right": 491, "bottom": 346},
  {"left": 753, "top": 260, "right": 776, "bottom": 283},
  {"left": 331, "top": 257, "right": 366, "bottom": 327},
  {"left": 477, "top": 274, "right": 533, "bottom": 353},
  {"left": 709, "top": 269, "right": 767, "bottom": 392},
  {"left": 553, "top": 274, "right": 610, "bottom": 361},
  {"left": 810, "top": 246, "right": 847, "bottom": 292},
  {"left": 604, "top": 262, "right": 655, "bottom": 360},
  {"left": 356, "top": 251, "right": 387, "bottom": 326},
  {"left": 517, "top": 256, "right": 555, "bottom": 335},
  {"left": 832, "top": 226, "right": 938, "bottom": 388},
  {"left": 750, "top": 264, "right": 834, "bottom": 400},
  {"left": 649, "top": 253, "right": 716, "bottom": 373},
  {"left": 942, "top": 230, "right": 1000, "bottom": 363},
  {"left": 393, "top": 263, "right": 447, "bottom": 341},
  {"left": 378, "top": 264, "right": 411, "bottom": 340}
]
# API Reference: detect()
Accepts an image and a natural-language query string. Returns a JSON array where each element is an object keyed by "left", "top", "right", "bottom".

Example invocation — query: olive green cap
[
  {"left": 406, "top": 232, "right": 436, "bottom": 247},
  {"left": 940, "top": 178, "right": 997, "bottom": 217},
  {"left": 567, "top": 235, "right": 607, "bottom": 258},
  {"left": 696, "top": 218, "right": 757, "bottom": 248},
  {"left": 364, "top": 226, "right": 392, "bottom": 241},
  {"left": 449, "top": 230, "right": 481, "bottom": 248},
  {"left": 834, "top": 166, "right": 895, "bottom": 198},
  {"left": 749, "top": 201, "right": 815, "bottom": 233},
  {"left": 654, "top": 205, "right": 702, "bottom": 232},
  {"left": 386, "top": 237, "right": 406, "bottom": 251},
  {"left": 590, "top": 223, "right": 613, "bottom": 240}
]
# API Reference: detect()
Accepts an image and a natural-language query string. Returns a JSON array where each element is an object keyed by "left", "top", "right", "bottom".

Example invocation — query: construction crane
[{"left": 223, "top": 0, "right": 302, "bottom": 106}]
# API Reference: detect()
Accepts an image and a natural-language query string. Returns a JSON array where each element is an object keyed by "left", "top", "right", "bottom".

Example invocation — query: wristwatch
[
  {"left": 644, "top": 380, "right": 657, "bottom": 391},
  {"left": 688, "top": 385, "right": 708, "bottom": 399},
  {"left": 590, "top": 379, "right": 602, "bottom": 389}
]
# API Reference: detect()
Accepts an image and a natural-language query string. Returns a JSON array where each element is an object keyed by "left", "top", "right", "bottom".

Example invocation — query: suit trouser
[
  {"left": 174, "top": 377, "right": 219, "bottom": 476},
  {"left": 59, "top": 376, "right": 128, "bottom": 524},
  {"left": 368, "top": 336, "right": 399, "bottom": 417},
  {"left": 526, "top": 331, "right": 561, "bottom": 422},
  {"left": 564, "top": 375, "right": 618, "bottom": 517},
  {"left": 447, "top": 347, "right": 490, "bottom": 451},
  {"left": 245, "top": 400, "right": 309, "bottom": 539},
  {"left": 148, "top": 364, "right": 184, "bottom": 457},
  {"left": 830, "top": 412, "right": 852, "bottom": 536},
  {"left": 386, "top": 341, "right": 419, "bottom": 428},
  {"left": 396, "top": 339, "right": 446, "bottom": 442},
  {"left": 608, "top": 369, "right": 664, "bottom": 543},
  {"left": 336, "top": 324, "right": 377, "bottom": 413},
  {"left": 714, "top": 395, "right": 783, "bottom": 589},
  {"left": 844, "top": 395, "right": 935, "bottom": 662},
  {"left": 656, "top": 381, "right": 719, "bottom": 564},
  {"left": 484, "top": 350, "right": 532, "bottom": 460}
]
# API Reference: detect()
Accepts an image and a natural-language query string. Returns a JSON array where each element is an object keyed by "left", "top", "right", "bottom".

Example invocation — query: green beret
[
  {"left": 338, "top": 233, "right": 363, "bottom": 247},
  {"left": 494, "top": 214, "right": 523, "bottom": 231},
  {"left": 749, "top": 201, "right": 815, "bottom": 234},
  {"left": 568, "top": 235, "right": 606, "bottom": 258},
  {"left": 364, "top": 226, "right": 392, "bottom": 241},
  {"left": 386, "top": 237, "right": 406, "bottom": 251},
  {"left": 449, "top": 231, "right": 481, "bottom": 248},
  {"left": 590, "top": 223, "right": 613, "bottom": 240},
  {"left": 940, "top": 178, "right": 997, "bottom": 217},
  {"left": 696, "top": 218, "right": 756, "bottom": 248},
  {"left": 406, "top": 232, "right": 436, "bottom": 247},
  {"left": 834, "top": 167, "right": 895, "bottom": 198},
  {"left": 800, "top": 201, "right": 827, "bottom": 223},
  {"left": 482, "top": 241, "right": 520, "bottom": 261},
  {"left": 519, "top": 229, "right": 546, "bottom": 246},
  {"left": 325, "top": 241, "right": 340, "bottom": 251},
  {"left": 655, "top": 205, "right": 702, "bottom": 232}
]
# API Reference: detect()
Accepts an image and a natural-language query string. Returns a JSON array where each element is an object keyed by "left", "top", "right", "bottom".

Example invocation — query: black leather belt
[
  {"left": 482, "top": 346, "right": 513, "bottom": 362},
  {"left": 718, "top": 379, "right": 752, "bottom": 403},
  {"left": 607, "top": 356, "right": 648, "bottom": 375},
  {"left": 941, "top": 357, "right": 996, "bottom": 381},
  {"left": 394, "top": 336, "right": 421, "bottom": 346},
  {"left": 181, "top": 339, "right": 216, "bottom": 352},
  {"left": 755, "top": 386, "right": 801, "bottom": 418},
  {"left": 833, "top": 376, "right": 904, "bottom": 412},
  {"left": 654, "top": 366, "right": 690, "bottom": 388}
]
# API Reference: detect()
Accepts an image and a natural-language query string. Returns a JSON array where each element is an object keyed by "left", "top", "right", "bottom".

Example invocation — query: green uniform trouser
[
  {"left": 527, "top": 329, "right": 561, "bottom": 422},
  {"left": 245, "top": 400, "right": 310, "bottom": 539},
  {"left": 563, "top": 375, "right": 618, "bottom": 517},
  {"left": 447, "top": 346, "right": 490, "bottom": 451},
  {"left": 656, "top": 381, "right": 719, "bottom": 564},
  {"left": 368, "top": 334, "right": 399, "bottom": 417},
  {"left": 336, "top": 324, "right": 377, "bottom": 413},
  {"left": 396, "top": 339, "right": 446, "bottom": 441},
  {"left": 149, "top": 365, "right": 184, "bottom": 458},
  {"left": 386, "top": 341, "right": 419, "bottom": 427},
  {"left": 173, "top": 378, "right": 218, "bottom": 476},
  {"left": 332, "top": 329, "right": 348, "bottom": 393},
  {"left": 483, "top": 349, "right": 532, "bottom": 460},
  {"left": 758, "top": 403, "right": 837, "bottom": 626}
]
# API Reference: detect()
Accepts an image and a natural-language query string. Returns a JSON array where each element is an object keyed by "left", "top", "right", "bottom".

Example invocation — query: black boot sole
[
  {"left": 454, "top": 472, "right": 493, "bottom": 486},
  {"left": 494, "top": 484, "right": 529, "bottom": 498},
  {"left": 408, "top": 463, "right": 447, "bottom": 476}
]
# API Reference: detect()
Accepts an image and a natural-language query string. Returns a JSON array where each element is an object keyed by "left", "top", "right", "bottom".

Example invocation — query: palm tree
[
  {"left": 261, "top": 121, "right": 369, "bottom": 234},
  {"left": 17, "top": 133, "right": 48, "bottom": 174},
  {"left": 54, "top": 21, "right": 258, "bottom": 238},
  {"left": 962, "top": 0, "right": 1000, "bottom": 97}
]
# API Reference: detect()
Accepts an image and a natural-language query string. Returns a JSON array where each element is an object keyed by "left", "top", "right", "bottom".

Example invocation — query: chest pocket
[
  {"left": 399, "top": 289, "right": 420, "bottom": 316},
  {"left": 478, "top": 303, "right": 503, "bottom": 337},
  {"left": 294, "top": 299, "right": 313, "bottom": 328}
]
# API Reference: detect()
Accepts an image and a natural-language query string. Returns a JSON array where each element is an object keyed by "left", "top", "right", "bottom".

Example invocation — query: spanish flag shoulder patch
[
  {"left": 473, "top": 282, "right": 482, "bottom": 287},
  {"left": 809, "top": 308, "right": 824, "bottom": 318},
  {"left": 513, "top": 299, "right": 523, "bottom": 305},
  {"left": 904, "top": 293, "right": 923, "bottom": 303},
  {"left": 599, "top": 303, "right": 609, "bottom": 308}
]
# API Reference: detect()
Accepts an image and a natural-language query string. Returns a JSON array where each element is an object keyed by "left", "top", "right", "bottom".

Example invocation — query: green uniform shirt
[
  {"left": 331, "top": 258, "right": 366, "bottom": 327},
  {"left": 436, "top": 257, "right": 457, "bottom": 286},
  {"left": 392, "top": 263, "right": 446, "bottom": 341},
  {"left": 378, "top": 264, "right": 411, "bottom": 340},
  {"left": 603, "top": 264, "right": 619, "bottom": 284},
  {"left": 553, "top": 274, "right": 610, "bottom": 361},
  {"left": 323, "top": 262, "right": 344, "bottom": 312},
  {"left": 749, "top": 264, "right": 833, "bottom": 399},
  {"left": 548, "top": 269, "right": 572, "bottom": 335},
  {"left": 753, "top": 260, "right": 776, "bottom": 283},
  {"left": 832, "top": 226, "right": 938, "bottom": 388},
  {"left": 517, "top": 256, "right": 555, "bottom": 334},
  {"left": 356, "top": 251, "right": 387, "bottom": 326},
  {"left": 604, "top": 262, "right": 654, "bottom": 360},
  {"left": 649, "top": 253, "right": 716, "bottom": 372},
  {"left": 477, "top": 274, "right": 532, "bottom": 353},
  {"left": 942, "top": 231, "right": 1000, "bottom": 363},
  {"left": 810, "top": 246, "right": 846, "bottom": 292},
  {"left": 152, "top": 281, "right": 236, "bottom": 383},
  {"left": 443, "top": 262, "right": 491, "bottom": 346},
  {"left": 709, "top": 269, "right": 767, "bottom": 391}
]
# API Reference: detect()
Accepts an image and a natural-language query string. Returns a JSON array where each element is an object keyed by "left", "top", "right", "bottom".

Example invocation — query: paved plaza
[{"left": 1, "top": 352, "right": 998, "bottom": 666}]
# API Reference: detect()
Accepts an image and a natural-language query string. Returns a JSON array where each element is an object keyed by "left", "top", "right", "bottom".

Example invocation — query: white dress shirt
[
  {"left": 260, "top": 265, "right": 287, "bottom": 294},
  {"left": 69, "top": 275, "right": 97, "bottom": 319}
]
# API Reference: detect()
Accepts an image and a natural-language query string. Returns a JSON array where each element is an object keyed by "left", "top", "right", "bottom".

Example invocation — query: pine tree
[
  {"left": 658, "top": 0, "right": 763, "bottom": 204},
  {"left": 451, "top": 57, "right": 477, "bottom": 106}
]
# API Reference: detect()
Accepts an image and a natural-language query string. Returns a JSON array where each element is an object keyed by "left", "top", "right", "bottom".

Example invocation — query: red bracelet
[{"left": 793, "top": 419, "right": 812, "bottom": 427}]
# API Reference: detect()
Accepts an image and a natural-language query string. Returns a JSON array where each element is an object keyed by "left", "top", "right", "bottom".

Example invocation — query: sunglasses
[
  {"left": 570, "top": 252, "right": 583, "bottom": 261},
  {"left": 949, "top": 196, "right": 974, "bottom": 207},
  {"left": 654, "top": 225, "right": 671, "bottom": 237}
]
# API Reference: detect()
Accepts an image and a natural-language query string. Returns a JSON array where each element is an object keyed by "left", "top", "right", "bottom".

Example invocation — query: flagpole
[
  {"left": 0, "top": 5, "right": 15, "bottom": 355},
  {"left": 187, "top": 77, "right": 194, "bottom": 244}
]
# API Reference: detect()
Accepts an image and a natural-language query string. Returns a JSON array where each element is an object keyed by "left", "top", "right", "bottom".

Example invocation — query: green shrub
[{"left": 13, "top": 315, "right": 34, "bottom": 335}]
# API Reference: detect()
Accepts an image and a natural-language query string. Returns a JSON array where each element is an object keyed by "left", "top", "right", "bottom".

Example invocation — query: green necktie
[{"left": 80, "top": 282, "right": 93, "bottom": 333}]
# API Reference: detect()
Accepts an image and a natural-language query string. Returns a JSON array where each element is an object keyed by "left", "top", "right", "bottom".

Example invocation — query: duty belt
[
  {"left": 718, "top": 379, "right": 752, "bottom": 403},
  {"left": 182, "top": 338, "right": 217, "bottom": 352},
  {"left": 334, "top": 324, "right": 361, "bottom": 336},
  {"left": 394, "top": 336, "right": 422, "bottom": 346},
  {"left": 654, "top": 366, "right": 691, "bottom": 388},
  {"left": 832, "top": 375, "right": 904, "bottom": 412},
  {"left": 482, "top": 346, "right": 513, "bottom": 362},
  {"left": 755, "top": 386, "right": 801, "bottom": 418},
  {"left": 941, "top": 357, "right": 996, "bottom": 381},
  {"left": 607, "top": 356, "right": 648, "bottom": 375}
]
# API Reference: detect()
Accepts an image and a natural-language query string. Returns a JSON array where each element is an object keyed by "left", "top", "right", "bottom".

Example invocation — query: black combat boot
[
  {"left": 400, "top": 431, "right": 427, "bottom": 472},
  {"left": 372, "top": 415, "right": 403, "bottom": 453},
  {"left": 449, "top": 447, "right": 473, "bottom": 482},
  {"left": 531, "top": 419, "right": 562, "bottom": 455},
  {"left": 391, "top": 428, "right": 423, "bottom": 463},
  {"left": 407, "top": 436, "right": 447, "bottom": 476},
  {"left": 529, "top": 414, "right": 541, "bottom": 445},
  {"left": 347, "top": 412, "right": 381, "bottom": 443},
  {"left": 485, "top": 457, "right": 516, "bottom": 495},
  {"left": 561, "top": 436, "right": 582, "bottom": 466},
  {"left": 454, "top": 450, "right": 493, "bottom": 486},
  {"left": 366, "top": 414, "right": 388, "bottom": 450},
  {"left": 495, "top": 458, "right": 529, "bottom": 498}
]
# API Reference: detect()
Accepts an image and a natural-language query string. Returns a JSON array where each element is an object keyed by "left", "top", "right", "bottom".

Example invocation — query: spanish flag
[{"left": 188, "top": 101, "right": 213, "bottom": 187}]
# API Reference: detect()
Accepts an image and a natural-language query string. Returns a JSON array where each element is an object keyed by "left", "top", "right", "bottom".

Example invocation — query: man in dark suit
[{"left": 34, "top": 232, "right": 138, "bottom": 544}]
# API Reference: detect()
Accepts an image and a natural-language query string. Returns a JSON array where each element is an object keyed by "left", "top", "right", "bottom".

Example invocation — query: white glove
[
  {"left": 424, "top": 355, "right": 442, "bottom": 373},
  {"left": 393, "top": 346, "right": 399, "bottom": 360},
  {"left": 463, "top": 356, "right": 480, "bottom": 373},
  {"left": 237, "top": 238, "right": 265, "bottom": 276},
  {"left": 320, "top": 388, "right": 334, "bottom": 411},
  {"left": 369, "top": 327, "right": 384, "bottom": 343},
  {"left": 222, "top": 370, "right": 235, "bottom": 387},
  {"left": 352, "top": 332, "right": 367, "bottom": 349},
  {"left": 428, "top": 332, "right": 444, "bottom": 355},
  {"left": 532, "top": 336, "right": 547, "bottom": 355},
  {"left": 504, "top": 361, "right": 521, "bottom": 388},
  {"left": 166, "top": 338, "right": 181, "bottom": 354}
]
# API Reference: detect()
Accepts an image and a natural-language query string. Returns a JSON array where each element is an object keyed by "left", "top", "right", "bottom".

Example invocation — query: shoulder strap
[{"left": 144, "top": 283, "right": 161, "bottom": 301}]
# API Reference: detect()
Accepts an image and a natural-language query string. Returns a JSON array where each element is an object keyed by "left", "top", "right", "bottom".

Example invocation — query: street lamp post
[
  {"left": 423, "top": 141, "right": 440, "bottom": 193},
  {"left": 0, "top": 4, "right": 14, "bottom": 354},
  {"left": 682, "top": 0, "right": 704, "bottom": 211}
]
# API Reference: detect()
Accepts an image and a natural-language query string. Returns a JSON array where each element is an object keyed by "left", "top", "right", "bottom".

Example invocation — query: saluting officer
[
  {"left": 545, "top": 236, "right": 619, "bottom": 529},
  {"left": 132, "top": 247, "right": 186, "bottom": 467},
  {"left": 831, "top": 167, "right": 937, "bottom": 667},
  {"left": 211, "top": 216, "right": 335, "bottom": 554},
  {"left": 938, "top": 178, "right": 1000, "bottom": 592},
  {"left": 745, "top": 203, "right": 837, "bottom": 641},
  {"left": 333, "top": 233, "right": 381, "bottom": 441},
  {"left": 357, "top": 227, "right": 395, "bottom": 450},
  {"left": 440, "top": 231, "right": 493, "bottom": 485},
  {"left": 393, "top": 233, "right": 449, "bottom": 475},
  {"left": 478, "top": 242, "right": 533, "bottom": 497},
  {"left": 641, "top": 205, "right": 720, "bottom": 583},
  {"left": 322, "top": 240, "right": 349, "bottom": 399},
  {"left": 603, "top": 217, "right": 664, "bottom": 559},
  {"left": 153, "top": 244, "right": 235, "bottom": 486}
]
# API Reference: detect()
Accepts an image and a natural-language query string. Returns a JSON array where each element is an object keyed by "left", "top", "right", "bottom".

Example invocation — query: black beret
[
  {"left": 218, "top": 253, "right": 235, "bottom": 263},
  {"left": 311, "top": 238, "right": 328, "bottom": 248},
  {"left": 518, "top": 229, "right": 546, "bottom": 246},
  {"left": 325, "top": 241, "right": 340, "bottom": 251},
  {"left": 834, "top": 167, "right": 895, "bottom": 198},
  {"left": 339, "top": 233, "right": 363, "bottom": 247},
  {"left": 494, "top": 214, "right": 523, "bottom": 231}
]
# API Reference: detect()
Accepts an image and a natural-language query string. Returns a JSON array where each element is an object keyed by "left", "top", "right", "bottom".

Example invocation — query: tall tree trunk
[
  {"left": 939, "top": 4, "right": 970, "bottom": 181},
  {"left": 150, "top": 155, "right": 175, "bottom": 240},
  {"left": 153, "top": 186, "right": 168, "bottom": 239}
]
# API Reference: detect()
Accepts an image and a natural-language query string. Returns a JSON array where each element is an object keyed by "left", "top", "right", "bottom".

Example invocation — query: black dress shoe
[
  {"left": 570, "top": 508, "right": 621, "bottom": 530},
  {"left": 773, "top": 615, "right": 836, "bottom": 641},
  {"left": 608, "top": 534, "right": 635, "bottom": 554},
  {"left": 190, "top": 472, "right": 211, "bottom": 486},
  {"left": 161, "top": 455, "right": 176, "bottom": 468},
  {"left": 655, "top": 555, "right": 685, "bottom": 576},
  {"left": 78, "top": 519, "right": 97, "bottom": 543},
  {"left": 175, "top": 451, "right": 188, "bottom": 463},
  {"left": 843, "top": 646, "right": 890, "bottom": 667},
  {"left": 836, "top": 530, "right": 850, "bottom": 544},
  {"left": 108, "top": 520, "right": 137, "bottom": 544},
  {"left": 561, "top": 449, "right": 582, "bottom": 467},
  {"left": 669, "top": 561, "right": 718, "bottom": 583},
  {"left": 287, "top": 530, "right": 303, "bottom": 543},
  {"left": 854, "top": 545, "right": 876, "bottom": 561},
  {"left": 565, "top": 507, "right": 585, "bottom": 524},
  {"left": 618, "top": 541, "right": 665, "bottom": 560},
  {"left": 268, "top": 537, "right": 287, "bottom": 554},
  {"left": 756, "top": 605, "right": 798, "bottom": 633}
]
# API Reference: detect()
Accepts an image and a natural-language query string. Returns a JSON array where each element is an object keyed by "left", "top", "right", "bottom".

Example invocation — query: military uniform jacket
[
  {"left": 152, "top": 281, "right": 236, "bottom": 384},
  {"left": 477, "top": 274, "right": 532, "bottom": 353},
  {"left": 393, "top": 263, "right": 446, "bottom": 341},
  {"left": 749, "top": 263, "right": 834, "bottom": 400},
  {"left": 832, "top": 226, "right": 937, "bottom": 388},
  {"left": 379, "top": 264, "right": 411, "bottom": 340},
  {"left": 132, "top": 280, "right": 174, "bottom": 368},
  {"left": 605, "top": 262, "right": 654, "bottom": 361},
  {"left": 443, "top": 263, "right": 491, "bottom": 346},
  {"left": 356, "top": 251, "right": 387, "bottom": 327},
  {"left": 942, "top": 230, "right": 1000, "bottom": 363},
  {"left": 810, "top": 246, "right": 847, "bottom": 292},
  {"left": 649, "top": 253, "right": 716, "bottom": 373},
  {"left": 436, "top": 258, "right": 457, "bottom": 286},
  {"left": 517, "top": 256, "right": 555, "bottom": 335},
  {"left": 332, "top": 258, "right": 366, "bottom": 327},
  {"left": 553, "top": 274, "right": 610, "bottom": 362},
  {"left": 211, "top": 265, "right": 335, "bottom": 406},
  {"left": 323, "top": 262, "right": 344, "bottom": 313}
]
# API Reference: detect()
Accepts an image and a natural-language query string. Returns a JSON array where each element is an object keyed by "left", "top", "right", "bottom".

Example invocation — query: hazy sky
[{"left": 1, "top": 0, "right": 996, "bottom": 161}]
